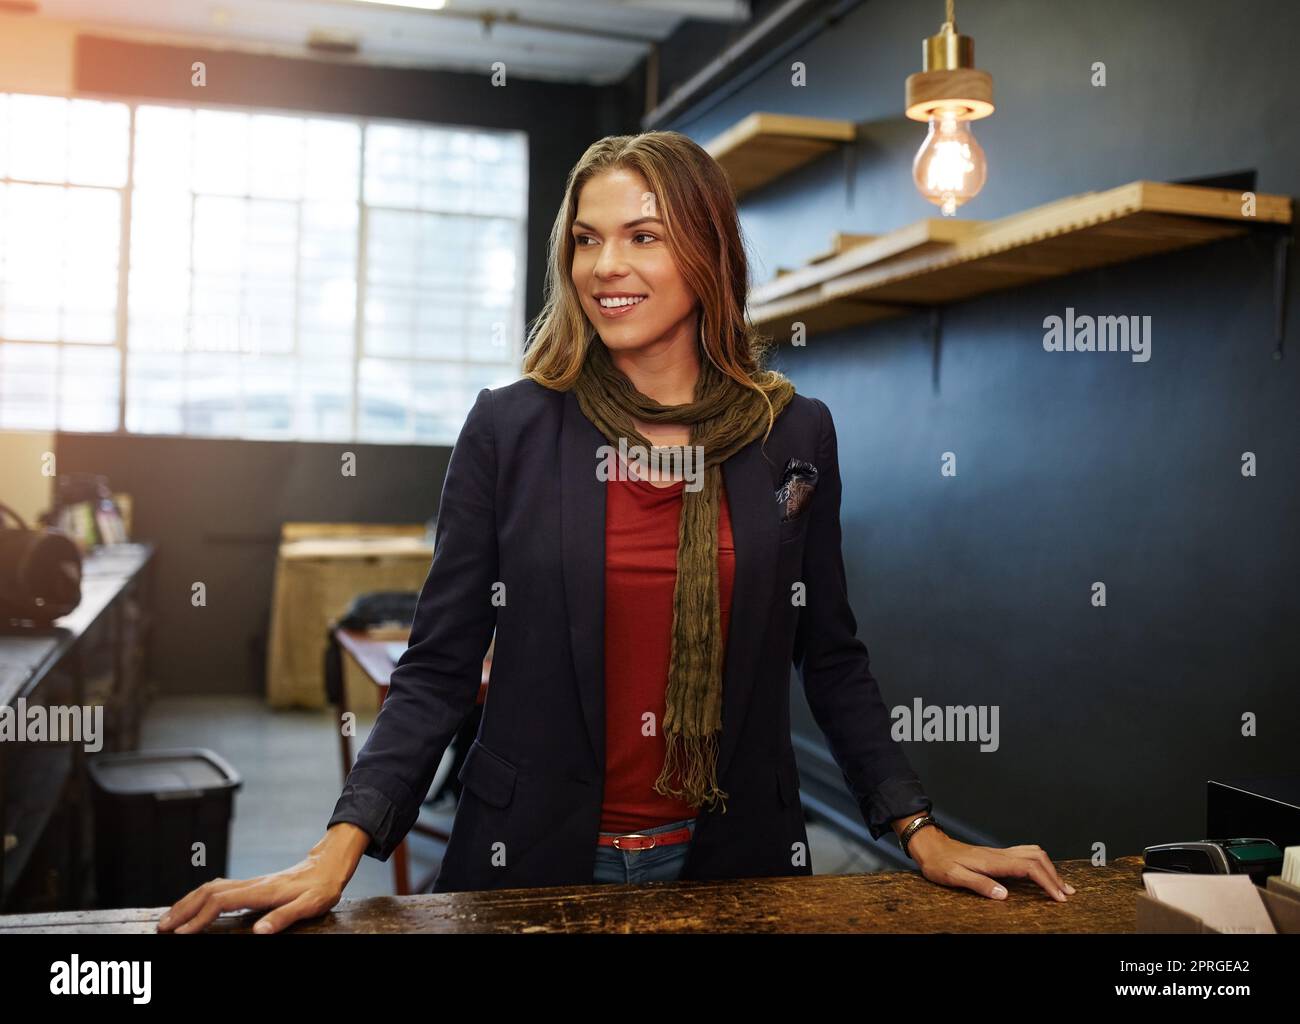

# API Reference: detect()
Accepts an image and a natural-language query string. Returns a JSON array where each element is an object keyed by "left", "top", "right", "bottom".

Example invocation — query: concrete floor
[{"left": 140, "top": 694, "right": 890, "bottom": 899}]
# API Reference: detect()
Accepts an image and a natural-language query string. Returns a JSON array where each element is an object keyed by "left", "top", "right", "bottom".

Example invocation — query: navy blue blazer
[{"left": 327, "top": 377, "right": 933, "bottom": 892}]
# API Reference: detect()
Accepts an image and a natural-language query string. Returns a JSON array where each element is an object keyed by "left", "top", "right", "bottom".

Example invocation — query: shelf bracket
[
  {"left": 843, "top": 140, "right": 857, "bottom": 211},
  {"left": 878, "top": 302, "right": 946, "bottom": 391},
  {"left": 930, "top": 307, "right": 943, "bottom": 394},
  {"left": 1273, "top": 231, "right": 1292, "bottom": 362}
]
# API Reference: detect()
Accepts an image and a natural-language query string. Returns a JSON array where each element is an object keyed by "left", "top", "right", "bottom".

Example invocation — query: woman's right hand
[{"left": 156, "top": 823, "right": 370, "bottom": 934}]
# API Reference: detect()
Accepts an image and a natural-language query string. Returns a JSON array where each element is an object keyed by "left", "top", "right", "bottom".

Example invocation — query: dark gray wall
[
  {"left": 667, "top": 0, "right": 1299, "bottom": 860},
  {"left": 53, "top": 432, "right": 451, "bottom": 695}
]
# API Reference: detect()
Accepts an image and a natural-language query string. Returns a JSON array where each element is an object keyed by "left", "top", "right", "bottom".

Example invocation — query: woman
[{"left": 159, "top": 131, "right": 1073, "bottom": 934}]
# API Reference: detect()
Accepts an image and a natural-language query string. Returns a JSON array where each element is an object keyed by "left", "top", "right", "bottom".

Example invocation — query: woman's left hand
[{"left": 906, "top": 826, "right": 1077, "bottom": 902}]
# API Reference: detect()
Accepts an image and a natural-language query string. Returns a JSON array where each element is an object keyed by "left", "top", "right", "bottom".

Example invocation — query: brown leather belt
[{"left": 597, "top": 825, "right": 694, "bottom": 851}]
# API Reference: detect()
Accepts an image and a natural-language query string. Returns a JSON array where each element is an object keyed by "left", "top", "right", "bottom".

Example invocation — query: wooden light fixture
[{"left": 905, "top": 0, "right": 995, "bottom": 216}]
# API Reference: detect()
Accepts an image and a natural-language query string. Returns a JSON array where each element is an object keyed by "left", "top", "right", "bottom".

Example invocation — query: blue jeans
[{"left": 593, "top": 817, "right": 697, "bottom": 884}]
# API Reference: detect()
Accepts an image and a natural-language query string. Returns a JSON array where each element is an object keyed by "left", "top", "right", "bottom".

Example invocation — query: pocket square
[{"left": 775, "top": 458, "right": 819, "bottom": 522}]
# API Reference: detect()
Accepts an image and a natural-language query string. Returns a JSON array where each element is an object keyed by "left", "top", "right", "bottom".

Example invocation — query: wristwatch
[{"left": 899, "top": 813, "right": 938, "bottom": 860}]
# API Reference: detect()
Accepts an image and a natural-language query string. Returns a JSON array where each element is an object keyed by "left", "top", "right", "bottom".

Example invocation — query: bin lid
[{"left": 87, "top": 748, "right": 241, "bottom": 796}]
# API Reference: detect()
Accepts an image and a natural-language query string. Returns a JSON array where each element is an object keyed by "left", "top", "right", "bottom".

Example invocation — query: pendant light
[{"left": 905, "top": 0, "right": 994, "bottom": 216}]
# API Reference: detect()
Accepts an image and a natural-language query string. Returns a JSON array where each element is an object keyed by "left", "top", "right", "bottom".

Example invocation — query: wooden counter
[
  {"left": 0, "top": 855, "right": 1145, "bottom": 934},
  {"left": 0, "top": 542, "right": 156, "bottom": 912}
]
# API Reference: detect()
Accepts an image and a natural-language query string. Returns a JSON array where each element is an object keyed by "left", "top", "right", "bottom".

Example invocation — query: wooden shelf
[
  {"left": 748, "top": 181, "right": 1292, "bottom": 338},
  {"left": 754, "top": 218, "right": 984, "bottom": 304},
  {"left": 805, "top": 232, "right": 878, "bottom": 265},
  {"left": 705, "top": 113, "right": 856, "bottom": 200}
]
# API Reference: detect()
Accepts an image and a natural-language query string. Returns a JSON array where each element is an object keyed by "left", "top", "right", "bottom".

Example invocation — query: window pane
[
  {"left": 420, "top": 129, "right": 527, "bottom": 217},
  {"left": 60, "top": 345, "right": 119, "bottom": 431},
  {"left": 242, "top": 199, "right": 297, "bottom": 353},
  {"left": 0, "top": 342, "right": 57, "bottom": 428},
  {"left": 184, "top": 351, "right": 240, "bottom": 436},
  {"left": 125, "top": 351, "right": 183, "bottom": 434},
  {"left": 2, "top": 95, "right": 128, "bottom": 187},
  {"left": 365, "top": 210, "right": 520, "bottom": 364},
  {"left": 8, "top": 95, "right": 69, "bottom": 183},
  {"left": 475, "top": 131, "right": 528, "bottom": 218},
  {"left": 0, "top": 183, "right": 118, "bottom": 343},
  {"left": 69, "top": 99, "right": 130, "bottom": 188},
  {"left": 5, "top": 183, "right": 65, "bottom": 338},
  {"left": 127, "top": 106, "right": 366, "bottom": 438},
  {"left": 63, "top": 187, "right": 120, "bottom": 342},
  {"left": 128, "top": 189, "right": 192, "bottom": 352},
  {"left": 411, "top": 361, "right": 516, "bottom": 443},
  {"left": 410, "top": 361, "right": 470, "bottom": 443},
  {"left": 356, "top": 121, "right": 524, "bottom": 443},
  {"left": 304, "top": 119, "right": 361, "bottom": 201},
  {"left": 359, "top": 358, "right": 515, "bottom": 445},
  {"left": 190, "top": 196, "right": 295, "bottom": 355},
  {"left": 134, "top": 105, "right": 194, "bottom": 192},
  {"left": 249, "top": 114, "right": 304, "bottom": 200},
  {"left": 358, "top": 357, "right": 412, "bottom": 441},
  {"left": 363, "top": 124, "right": 420, "bottom": 209},
  {"left": 365, "top": 121, "right": 527, "bottom": 217},
  {"left": 242, "top": 353, "right": 295, "bottom": 437},
  {"left": 301, "top": 200, "right": 357, "bottom": 342},
  {"left": 192, "top": 109, "right": 249, "bottom": 196},
  {"left": 299, "top": 358, "right": 352, "bottom": 440}
]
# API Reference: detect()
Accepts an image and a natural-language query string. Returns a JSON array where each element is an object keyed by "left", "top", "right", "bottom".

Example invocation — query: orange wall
[{"left": 0, "top": 12, "right": 78, "bottom": 95}]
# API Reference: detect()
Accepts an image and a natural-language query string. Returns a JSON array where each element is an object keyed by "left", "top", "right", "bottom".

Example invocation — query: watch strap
[{"left": 899, "top": 813, "right": 937, "bottom": 859}]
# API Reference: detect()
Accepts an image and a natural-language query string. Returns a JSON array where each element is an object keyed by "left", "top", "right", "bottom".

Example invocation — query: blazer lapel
[{"left": 558, "top": 389, "right": 779, "bottom": 790}]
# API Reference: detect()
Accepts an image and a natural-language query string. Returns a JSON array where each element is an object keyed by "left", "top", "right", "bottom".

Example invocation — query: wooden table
[
  {"left": 265, "top": 531, "right": 433, "bottom": 708},
  {"left": 0, "top": 856, "right": 1147, "bottom": 933},
  {"left": 334, "top": 626, "right": 490, "bottom": 897}
]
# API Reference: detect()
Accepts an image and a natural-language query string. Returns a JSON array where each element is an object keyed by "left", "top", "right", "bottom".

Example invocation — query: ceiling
[{"left": 24, "top": 0, "right": 753, "bottom": 85}]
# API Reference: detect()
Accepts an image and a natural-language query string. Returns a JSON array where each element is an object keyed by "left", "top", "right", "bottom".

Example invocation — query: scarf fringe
[{"left": 653, "top": 730, "right": 729, "bottom": 815}]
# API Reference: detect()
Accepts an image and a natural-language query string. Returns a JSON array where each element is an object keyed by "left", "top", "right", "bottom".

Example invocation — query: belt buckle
[{"left": 612, "top": 833, "right": 655, "bottom": 851}]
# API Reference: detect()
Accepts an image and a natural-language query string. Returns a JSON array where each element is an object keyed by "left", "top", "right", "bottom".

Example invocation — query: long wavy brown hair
[{"left": 521, "top": 130, "right": 790, "bottom": 443}]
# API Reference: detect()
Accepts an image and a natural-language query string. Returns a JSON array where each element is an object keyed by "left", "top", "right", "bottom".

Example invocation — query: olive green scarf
[{"left": 573, "top": 338, "right": 795, "bottom": 813}]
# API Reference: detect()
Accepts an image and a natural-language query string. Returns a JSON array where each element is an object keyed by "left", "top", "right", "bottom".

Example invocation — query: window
[
  {"left": 0, "top": 92, "right": 527, "bottom": 444},
  {"left": 0, "top": 94, "right": 127, "bottom": 432}
]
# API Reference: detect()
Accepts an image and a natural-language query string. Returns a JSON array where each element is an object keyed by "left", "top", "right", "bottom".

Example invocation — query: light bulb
[{"left": 912, "top": 109, "right": 986, "bottom": 216}]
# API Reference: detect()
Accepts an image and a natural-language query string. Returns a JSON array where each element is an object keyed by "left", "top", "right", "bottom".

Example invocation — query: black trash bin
[{"left": 87, "top": 748, "right": 242, "bottom": 909}]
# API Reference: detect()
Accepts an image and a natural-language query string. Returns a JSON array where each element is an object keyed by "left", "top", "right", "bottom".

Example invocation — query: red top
[{"left": 600, "top": 465, "right": 735, "bottom": 834}]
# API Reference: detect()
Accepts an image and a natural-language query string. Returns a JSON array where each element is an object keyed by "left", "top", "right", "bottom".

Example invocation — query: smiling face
[{"left": 570, "top": 167, "right": 700, "bottom": 360}]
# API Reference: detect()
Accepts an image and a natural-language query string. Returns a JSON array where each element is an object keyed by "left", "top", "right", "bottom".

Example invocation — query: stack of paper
[
  {"left": 1282, "top": 846, "right": 1300, "bottom": 887},
  {"left": 1142, "top": 873, "right": 1276, "bottom": 933}
]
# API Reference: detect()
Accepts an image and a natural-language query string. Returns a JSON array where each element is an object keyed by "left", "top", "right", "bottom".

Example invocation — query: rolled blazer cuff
[
  {"left": 863, "top": 775, "right": 933, "bottom": 842},
  {"left": 327, "top": 769, "right": 417, "bottom": 861}
]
